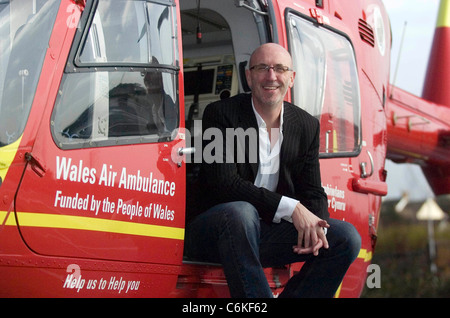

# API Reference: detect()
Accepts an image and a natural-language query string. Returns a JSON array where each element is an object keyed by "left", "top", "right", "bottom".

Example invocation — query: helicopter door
[
  {"left": 286, "top": 11, "right": 365, "bottom": 226},
  {"left": 14, "top": 0, "right": 186, "bottom": 264}
]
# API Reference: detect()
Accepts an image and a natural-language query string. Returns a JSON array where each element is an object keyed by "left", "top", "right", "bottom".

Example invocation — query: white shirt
[{"left": 251, "top": 100, "right": 299, "bottom": 223}]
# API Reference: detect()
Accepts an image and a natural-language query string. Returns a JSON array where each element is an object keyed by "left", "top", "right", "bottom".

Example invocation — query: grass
[{"left": 361, "top": 201, "right": 450, "bottom": 298}]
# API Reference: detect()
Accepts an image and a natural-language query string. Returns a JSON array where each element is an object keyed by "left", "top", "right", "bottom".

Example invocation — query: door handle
[
  {"left": 177, "top": 147, "right": 196, "bottom": 156},
  {"left": 175, "top": 147, "right": 196, "bottom": 167},
  {"left": 25, "top": 152, "right": 46, "bottom": 177},
  {"left": 353, "top": 150, "right": 387, "bottom": 196},
  {"left": 360, "top": 150, "right": 374, "bottom": 179}
]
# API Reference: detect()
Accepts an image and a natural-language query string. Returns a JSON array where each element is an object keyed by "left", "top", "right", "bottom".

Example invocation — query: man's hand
[{"left": 291, "top": 202, "right": 330, "bottom": 256}]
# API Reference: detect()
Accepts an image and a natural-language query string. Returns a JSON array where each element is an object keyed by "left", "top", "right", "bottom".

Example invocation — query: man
[{"left": 185, "top": 43, "right": 361, "bottom": 298}]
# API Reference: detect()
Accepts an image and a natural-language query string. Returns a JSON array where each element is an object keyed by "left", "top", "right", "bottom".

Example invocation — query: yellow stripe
[
  {"left": 2, "top": 211, "right": 373, "bottom": 253},
  {"left": 0, "top": 211, "right": 14, "bottom": 225},
  {"left": 0, "top": 137, "right": 22, "bottom": 181},
  {"left": 333, "top": 249, "right": 372, "bottom": 298},
  {"left": 334, "top": 282, "right": 343, "bottom": 298},
  {"left": 1, "top": 211, "right": 184, "bottom": 240},
  {"left": 333, "top": 129, "right": 338, "bottom": 153},
  {"left": 437, "top": 0, "right": 450, "bottom": 28},
  {"left": 357, "top": 248, "right": 372, "bottom": 262}
]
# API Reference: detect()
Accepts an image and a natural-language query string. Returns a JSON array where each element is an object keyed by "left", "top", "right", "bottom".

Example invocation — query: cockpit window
[
  {"left": 287, "top": 12, "right": 361, "bottom": 156},
  {"left": 0, "top": 0, "right": 59, "bottom": 146},
  {"left": 51, "top": 0, "right": 179, "bottom": 149},
  {"left": 77, "top": 0, "right": 176, "bottom": 67}
]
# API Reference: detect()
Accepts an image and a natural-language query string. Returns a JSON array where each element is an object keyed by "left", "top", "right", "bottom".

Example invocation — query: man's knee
[
  {"left": 342, "top": 222, "right": 361, "bottom": 261},
  {"left": 220, "top": 201, "right": 260, "bottom": 231},
  {"left": 329, "top": 219, "right": 361, "bottom": 262}
]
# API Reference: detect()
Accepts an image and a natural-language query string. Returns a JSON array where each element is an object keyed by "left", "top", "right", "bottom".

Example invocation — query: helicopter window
[
  {"left": 0, "top": 0, "right": 59, "bottom": 147},
  {"left": 77, "top": 0, "right": 177, "bottom": 68},
  {"left": 51, "top": 70, "right": 178, "bottom": 149},
  {"left": 287, "top": 12, "right": 361, "bottom": 156},
  {"left": 51, "top": 0, "right": 179, "bottom": 149}
]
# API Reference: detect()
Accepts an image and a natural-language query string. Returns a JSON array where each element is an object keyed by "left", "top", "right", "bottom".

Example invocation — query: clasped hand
[{"left": 291, "top": 202, "right": 330, "bottom": 256}]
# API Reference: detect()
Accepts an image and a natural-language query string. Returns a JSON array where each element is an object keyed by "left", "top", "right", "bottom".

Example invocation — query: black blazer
[{"left": 189, "top": 93, "right": 329, "bottom": 224}]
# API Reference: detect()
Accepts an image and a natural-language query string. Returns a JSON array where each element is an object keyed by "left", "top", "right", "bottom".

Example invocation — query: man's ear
[
  {"left": 239, "top": 61, "right": 251, "bottom": 92},
  {"left": 289, "top": 71, "right": 296, "bottom": 88}
]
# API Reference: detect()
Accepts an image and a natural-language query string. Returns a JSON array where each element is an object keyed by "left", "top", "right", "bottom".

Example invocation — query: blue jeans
[{"left": 185, "top": 201, "right": 361, "bottom": 298}]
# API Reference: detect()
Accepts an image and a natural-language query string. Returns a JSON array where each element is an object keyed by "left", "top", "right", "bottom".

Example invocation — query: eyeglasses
[{"left": 249, "top": 64, "right": 293, "bottom": 74}]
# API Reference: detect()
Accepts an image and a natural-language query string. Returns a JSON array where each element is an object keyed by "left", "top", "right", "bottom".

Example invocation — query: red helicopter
[{"left": 0, "top": 0, "right": 448, "bottom": 298}]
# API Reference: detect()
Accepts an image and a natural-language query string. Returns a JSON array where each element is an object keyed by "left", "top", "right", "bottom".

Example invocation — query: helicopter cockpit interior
[{"left": 180, "top": 0, "right": 271, "bottom": 128}]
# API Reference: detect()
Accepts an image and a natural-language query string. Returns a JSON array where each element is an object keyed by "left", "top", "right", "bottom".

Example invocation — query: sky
[{"left": 381, "top": 0, "right": 439, "bottom": 201}]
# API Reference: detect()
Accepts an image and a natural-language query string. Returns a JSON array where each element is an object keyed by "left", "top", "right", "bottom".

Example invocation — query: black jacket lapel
[
  {"left": 277, "top": 103, "right": 303, "bottom": 195},
  {"left": 236, "top": 94, "right": 259, "bottom": 178}
]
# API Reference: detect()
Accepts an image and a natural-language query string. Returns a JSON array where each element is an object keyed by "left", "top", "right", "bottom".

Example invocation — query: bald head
[{"left": 249, "top": 43, "right": 293, "bottom": 70}]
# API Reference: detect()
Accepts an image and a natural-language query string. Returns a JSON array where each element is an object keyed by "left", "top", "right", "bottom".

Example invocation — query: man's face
[{"left": 246, "top": 44, "right": 296, "bottom": 110}]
